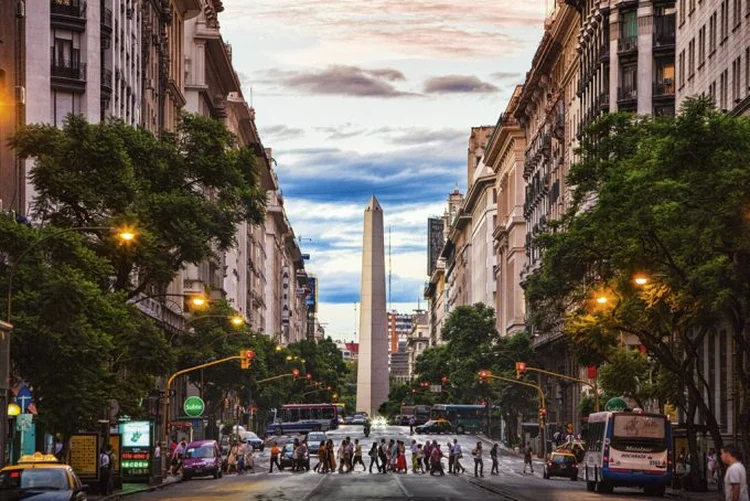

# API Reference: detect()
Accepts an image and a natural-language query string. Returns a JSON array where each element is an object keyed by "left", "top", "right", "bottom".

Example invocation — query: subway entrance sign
[{"left": 183, "top": 396, "right": 205, "bottom": 417}]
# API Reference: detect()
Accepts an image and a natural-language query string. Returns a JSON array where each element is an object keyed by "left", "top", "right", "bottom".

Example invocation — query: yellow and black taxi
[
  {"left": 414, "top": 418, "right": 452, "bottom": 435},
  {"left": 544, "top": 450, "right": 579, "bottom": 481},
  {"left": 0, "top": 453, "right": 88, "bottom": 501}
]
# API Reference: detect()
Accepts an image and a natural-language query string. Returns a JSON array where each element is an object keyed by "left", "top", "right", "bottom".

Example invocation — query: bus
[
  {"left": 582, "top": 410, "right": 671, "bottom": 496},
  {"left": 430, "top": 404, "right": 485, "bottom": 434},
  {"left": 264, "top": 404, "right": 339, "bottom": 435}
]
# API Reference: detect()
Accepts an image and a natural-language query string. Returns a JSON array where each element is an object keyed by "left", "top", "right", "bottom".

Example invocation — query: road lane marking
[{"left": 301, "top": 472, "right": 329, "bottom": 501}]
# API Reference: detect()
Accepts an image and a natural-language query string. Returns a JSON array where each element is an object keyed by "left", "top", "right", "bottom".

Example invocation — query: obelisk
[{"left": 356, "top": 196, "right": 389, "bottom": 416}]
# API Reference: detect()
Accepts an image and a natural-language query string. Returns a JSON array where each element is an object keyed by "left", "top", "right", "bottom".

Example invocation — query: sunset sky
[{"left": 220, "top": 1, "right": 549, "bottom": 341}]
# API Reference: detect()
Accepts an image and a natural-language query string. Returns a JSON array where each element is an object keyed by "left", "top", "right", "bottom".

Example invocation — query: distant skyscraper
[
  {"left": 356, "top": 196, "right": 389, "bottom": 416},
  {"left": 427, "top": 217, "right": 445, "bottom": 276}
]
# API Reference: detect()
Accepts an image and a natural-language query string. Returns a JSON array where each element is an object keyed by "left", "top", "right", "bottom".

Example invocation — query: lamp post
[{"left": 2, "top": 225, "right": 135, "bottom": 467}]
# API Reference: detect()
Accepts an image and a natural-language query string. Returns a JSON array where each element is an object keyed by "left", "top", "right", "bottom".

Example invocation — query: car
[
  {"left": 240, "top": 431, "right": 265, "bottom": 451},
  {"left": 280, "top": 443, "right": 310, "bottom": 470},
  {"left": 414, "top": 419, "right": 452, "bottom": 434},
  {"left": 351, "top": 414, "right": 367, "bottom": 425},
  {"left": 306, "top": 432, "right": 327, "bottom": 456},
  {"left": 183, "top": 440, "right": 223, "bottom": 480},
  {"left": 544, "top": 451, "right": 579, "bottom": 481},
  {"left": 0, "top": 452, "right": 88, "bottom": 501},
  {"left": 554, "top": 440, "right": 585, "bottom": 462}
]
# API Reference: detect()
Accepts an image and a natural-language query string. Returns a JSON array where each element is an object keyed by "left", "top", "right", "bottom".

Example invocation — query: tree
[
  {"left": 525, "top": 97, "right": 750, "bottom": 467},
  {"left": 0, "top": 214, "right": 171, "bottom": 438},
  {"left": 10, "top": 114, "right": 267, "bottom": 298}
]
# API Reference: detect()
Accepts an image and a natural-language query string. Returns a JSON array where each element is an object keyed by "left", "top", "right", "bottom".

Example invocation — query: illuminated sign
[{"left": 120, "top": 421, "right": 150, "bottom": 448}]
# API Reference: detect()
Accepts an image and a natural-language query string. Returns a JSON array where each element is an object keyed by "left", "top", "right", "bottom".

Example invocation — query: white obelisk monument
[{"left": 356, "top": 196, "right": 389, "bottom": 416}]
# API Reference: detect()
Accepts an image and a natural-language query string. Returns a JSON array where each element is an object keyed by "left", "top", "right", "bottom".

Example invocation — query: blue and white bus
[
  {"left": 582, "top": 410, "right": 671, "bottom": 496},
  {"left": 265, "top": 404, "right": 339, "bottom": 435}
]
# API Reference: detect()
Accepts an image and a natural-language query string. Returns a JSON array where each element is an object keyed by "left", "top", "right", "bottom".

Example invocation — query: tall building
[
  {"left": 515, "top": 2, "right": 582, "bottom": 431},
  {"left": 387, "top": 311, "right": 413, "bottom": 382},
  {"left": 407, "top": 311, "right": 429, "bottom": 379},
  {"left": 427, "top": 217, "right": 444, "bottom": 277},
  {"left": 486, "top": 86, "right": 528, "bottom": 338},
  {"left": 675, "top": 0, "right": 750, "bottom": 115}
]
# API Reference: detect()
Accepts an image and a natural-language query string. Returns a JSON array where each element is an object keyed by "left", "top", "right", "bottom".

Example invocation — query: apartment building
[
  {"left": 515, "top": 2, "right": 582, "bottom": 429},
  {"left": 676, "top": 0, "right": 750, "bottom": 115},
  {"left": 485, "top": 86, "right": 527, "bottom": 338},
  {"left": 388, "top": 311, "right": 413, "bottom": 381},
  {"left": 407, "top": 311, "right": 429, "bottom": 379}
]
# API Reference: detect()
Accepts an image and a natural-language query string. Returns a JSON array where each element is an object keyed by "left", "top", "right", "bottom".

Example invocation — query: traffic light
[
  {"left": 240, "top": 349, "right": 255, "bottom": 369},
  {"left": 292, "top": 368, "right": 300, "bottom": 381},
  {"left": 515, "top": 362, "right": 527, "bottom": 379},
  {"left": 306, "top": 373, "right": 313, "bottom": 381},
  {"left": 539, "top": 408, "right": 547, "bottom": 422},
  {"left": 478, "top": 370, "right": 492, "bottom": 383}
]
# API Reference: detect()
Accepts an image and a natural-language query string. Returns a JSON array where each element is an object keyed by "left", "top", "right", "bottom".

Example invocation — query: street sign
[
  {"left": 16, "top": 414, "right": 32, "bottom": 432},
  {"left": 429, "top": 385, "right": 442, "bottom": 393},
  {"left": 16, "top": 387, "right": 32, "bottom": 413},
  {"left": 183, "top": 396, "right": 205, "bottom": 417}
]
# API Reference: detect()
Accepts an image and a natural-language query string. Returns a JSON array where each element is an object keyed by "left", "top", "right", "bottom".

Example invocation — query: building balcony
[
  {"left": 653, "top": 14, "right": 676, "bottom": 52},
  {"left": 599, "top": 43, "right": 610, "bottom": 63},
  {"left": 653, "top": 80, "right": 675, "bottom": 98},
  {"left": 599, "top": 91, "right": 610, "bottom": 111},
  {"left": 101, "top": 67, "right": 112, "bottom": 92},
  {"left": 617, "top": 86, "right": 637, "bottom": 104},
  {"left": 617, "top": 36, "right": 638, "bottom": 55},
  {"left": 51, "top": 0, "right": 86, "bottom": 31},
  {"left": 51, "top": 59, "right": 87, "bottom": 92}
]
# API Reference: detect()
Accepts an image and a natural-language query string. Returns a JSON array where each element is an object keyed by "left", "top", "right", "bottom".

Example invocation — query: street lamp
[
  {"left": 633, "top": 275, "right": 649, "bottom": 286},
  {"left": 596, "top": 296, "right": 609, "bottom": 305}
]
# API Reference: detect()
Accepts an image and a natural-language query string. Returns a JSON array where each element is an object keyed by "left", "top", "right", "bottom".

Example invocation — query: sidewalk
[{"left": 90, "top": 474, "right": 182, "bottom": 501}]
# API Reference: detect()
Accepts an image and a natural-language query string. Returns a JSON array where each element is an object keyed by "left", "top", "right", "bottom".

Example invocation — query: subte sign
[{"left": 183, "top": 396, "right": 205, "bottom": 417}]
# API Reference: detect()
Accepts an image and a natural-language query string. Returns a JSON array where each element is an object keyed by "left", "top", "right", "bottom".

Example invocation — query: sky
[{"left": 220, "top": 1, "right": 548, "bottom": 342}]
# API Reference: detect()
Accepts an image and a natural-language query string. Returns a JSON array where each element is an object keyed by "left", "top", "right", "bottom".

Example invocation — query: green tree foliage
[
  {"left": 381, "top": 304, "right": 537, "bottom": 442},
  {"left": 0, "top": 215, "right": 171, "bottom": 437},
  {"left": 10, "top": 114, "right": 267, "bottom": 298},
  {"left": 524, "top": 97, "right": 750, "bottom": 461}
]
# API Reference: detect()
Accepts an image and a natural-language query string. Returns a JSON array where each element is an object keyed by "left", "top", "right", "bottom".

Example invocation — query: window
[
  {"left": 721, "top": 1, "right": 729, "bottom": 42},
  {"left": 690, "top": 0, "right": 696, "bottom": 14},
  {"left": 720, "top": 69, "right": 729, "bottom": 109},
  {"left": 679, "top": 50, "right": 686, "bottom": 88},
  {"left": 621, "top": 10, "right": 638, "bottom": 40},
  {"left": 709, "top": 12, "right": 717, "bottom": 54},
  {"left": 709, "top": 80, "right": 717, "bottom": 103},
  {"left": 688, "top": 38, "right": 696, "bottom": 78},
  {"left": 733, "top": 0, "right": 741, "bottom": 27},
  {"left": 698, "top": 25, "right": 706, "bottom": 66},
  {"left": 733, "top": 56, "right": 742, "bottom": 102},
  {"left": 680, "top": 0, "right": 686, "bottom": 24},
  {"left": 656, "top": 59, "right": 676, "bottom": 94}
]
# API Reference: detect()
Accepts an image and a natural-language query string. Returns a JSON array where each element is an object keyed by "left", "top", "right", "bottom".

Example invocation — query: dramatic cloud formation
[
  {"left": 269, "top": 66, "right": 416, "bottom": 98},
  {"left": 490, "top": 71, "right": 525, "bottom": 81},
  {"left": 261, "top": 124, "right": 305, "bottom": 140},
  {"left": 423, "top": 75, "right": 499, "bottom": 94}
]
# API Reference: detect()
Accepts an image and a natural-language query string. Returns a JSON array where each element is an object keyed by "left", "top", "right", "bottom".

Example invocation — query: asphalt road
[{"left": 127, "top": 425, "right": 678, "bottom": 501}]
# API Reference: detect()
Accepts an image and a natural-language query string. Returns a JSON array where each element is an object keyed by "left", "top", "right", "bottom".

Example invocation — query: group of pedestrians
[{"left": 267, "top": 436, "right": 501, "bottom": 478}]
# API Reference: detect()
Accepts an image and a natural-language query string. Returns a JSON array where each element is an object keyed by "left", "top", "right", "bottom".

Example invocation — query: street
[{"left": 127, "top": 426, "right": 675, "bottom": 501}]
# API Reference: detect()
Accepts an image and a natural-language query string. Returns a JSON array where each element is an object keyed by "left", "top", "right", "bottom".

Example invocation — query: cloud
[
  {"left": 316, "top": 123, "right": 368, "bottom": 140},
  {"left": 229, "top": 1, "right": 544, "bottom": 59},
  {"left": 380, "top": 127, "right": 465, "bottom": 146},
  {"left": 261, "top": 124, "right": 306, "bottom": 140},
  {"left": 490, "top": 71, "right": 524, "bottom": 82},
  {"left": 269, "top": 66, "right": 417, "bottom": 98},
  {"left": 423, "top": 75, "right": 499, "bottom": 94}
]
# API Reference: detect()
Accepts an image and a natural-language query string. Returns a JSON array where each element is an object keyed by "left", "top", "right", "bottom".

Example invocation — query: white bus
[{"left": 582, "top": 410, "right": 672, "bottom": 496}]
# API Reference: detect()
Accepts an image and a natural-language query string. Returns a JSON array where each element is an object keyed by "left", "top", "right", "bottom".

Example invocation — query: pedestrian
[
  {"left": 327, "top": 439, "right": 336, "bottom": 472},
  {"left": 378, "top": 439, "right": 388, "bottom": 474},
  {"left": 368, "top": 442, "right": 379, "bottom": 473},
  {"left": 448, "top": 441, "right": 455, "bottom": 474},
  {"left": 490, "top": 444, "right": 499, "bottom": 475},
  {"left": 453, "top": 439, "right": 465, "bottom": 474},
  {"left": 315, "top": 441, "right": 327, "bottom": 473},
  {"left": 423, "top": 441, "right": 432, "bottom": 472},
  {"left": 237, "top": 442, "right": 247, "bottom": 474},
  {"left": 246, "top": 445, "right": 255, "bottom": 473},
  {"left": 397, "top": 441, "right": 407, "bottom": 473},
  {"left": 347, "top": 436, "right": 355, "bottom": 471},
  {"left": 390, "top": 440, "right": 399, "bottom": 472},
  {"left": 338, "top": 439, "right": 349, "bottom": 473},
  {"left": 707, "top": 448, "right": 718, "bottom": 485},
  {"left": 409, "top": 415, "right": 416, "bottom": 435},
  {"left": 472, "top": 442, "right": 484, "bottom": 477},
  {"left": 353, "top": 439, "right": 366, "bottom": 471},
  {"left": 523, "top": 447, "right": 534, "bottom": 474},
  {"left": 411, "top": 440, "right": 419, "bottom": 473},
  {"left": 415, "top": 444, "right": 425, "bottom": 474},
  {"left": 430, "top": 443, "right": 445, "bottom": 476},
  {"left": 269, "top": 442, "right": 282, "bottom": 473},
  {"left": 721, "top": 445, "right": 749, "bottom": 501},
  {"left": 99, "top": 446, "right": 113, "bottom": 495}
]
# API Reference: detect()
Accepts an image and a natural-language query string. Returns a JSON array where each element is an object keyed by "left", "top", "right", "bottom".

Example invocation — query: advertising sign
[
  {"left": 119, "top": 421, "right": 152, "bottom": 481},
  {"left": 121, "top": 421, "right": 150, "bottom": 448},
  {"left": 109, "top": 434, "right": 121, "bottom": 474},
  {"left": 68, "top": 434, "right": 100, "bottom": 481}
]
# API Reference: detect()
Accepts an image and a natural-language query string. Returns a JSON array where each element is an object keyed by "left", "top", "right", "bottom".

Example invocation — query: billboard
[
  {"left": 427, "top": 217, "right": 445, "bottom": 276},
  {"left": 306, "top": 276, "right": 317, "bottom": 312}
]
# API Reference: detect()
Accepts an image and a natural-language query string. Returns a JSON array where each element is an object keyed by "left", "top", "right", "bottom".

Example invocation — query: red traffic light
[
  {"left": 244, "top": 350, "right": 255, "bottom": 360},
  {"left": 441, "top": 376, "right": 448, "bottom": 384},
  {"left": 306, "top": 373, "right": 312, "bottom": 380},
  {"left": 515, "top": 362, "right": 526, "bottom": 378},
  {"left": 326, "top": 386, "right": 332, "bottom": 391},
  {"left": 292, "top": 368, "right": 300, "bottom": 377}
]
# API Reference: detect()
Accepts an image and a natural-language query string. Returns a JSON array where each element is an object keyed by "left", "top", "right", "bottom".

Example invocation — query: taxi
[
  {"left": 0, "top": 453, "right": 88, "bottom": 500},
  {"left": 544, "top": 450, "right": 579, "bottom": 481},
  {"left": 414, "top": 418, "right": 453, "bottom": 435}
]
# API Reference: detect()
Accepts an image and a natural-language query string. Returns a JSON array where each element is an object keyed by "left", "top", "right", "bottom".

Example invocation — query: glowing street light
[
  {"left": 230, "top": 316, "right": 244, "bottom": 327},
  {"left": 116, "top": 227, "right": 136, "bottom": 242},
  {"left": 596, "top": 296, "right": 609, "bottom": 305},
  {"left": 633, "top": 275, "right": 649, "bottom": 286}
]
